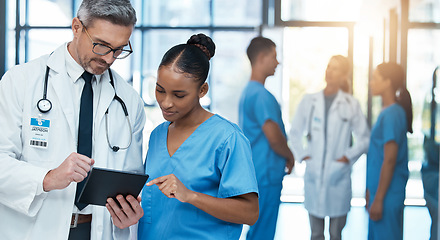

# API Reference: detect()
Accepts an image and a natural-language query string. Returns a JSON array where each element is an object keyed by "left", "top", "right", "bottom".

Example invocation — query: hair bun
[{"left": 187, "top": 33, "right": 216, "bottom": 60}]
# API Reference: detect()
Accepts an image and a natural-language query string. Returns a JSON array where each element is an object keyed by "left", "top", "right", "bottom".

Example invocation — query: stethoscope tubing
[
  {"left": 38, "top": 66, "right": 132, "bottom": 152},
  {"left": 306, "top": 96, "right": 353, "bottom": 141}
]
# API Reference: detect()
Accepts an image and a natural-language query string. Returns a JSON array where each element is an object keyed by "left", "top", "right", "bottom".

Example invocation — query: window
[
  {"left": 406, "top": 28, "right": 440, "bottom": 203},
  {"left": 409, "top": 0, "right": 440, "bottom": 23},
  {"left": 281, "top": 0, "right": 362, "bottom": 22}
]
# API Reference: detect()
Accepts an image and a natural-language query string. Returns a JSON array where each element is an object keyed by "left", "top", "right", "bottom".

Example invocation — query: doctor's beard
[{"left": 81, "top": 57, "right": 111, "bottom": 75}]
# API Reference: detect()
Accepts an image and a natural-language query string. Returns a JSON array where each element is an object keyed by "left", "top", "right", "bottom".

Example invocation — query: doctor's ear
[
  {"left": 199, "top": 83, "right": 209, "bottom": 98},
  {"left": 71, "top": 17, "right": 83, "bottom": 36}
]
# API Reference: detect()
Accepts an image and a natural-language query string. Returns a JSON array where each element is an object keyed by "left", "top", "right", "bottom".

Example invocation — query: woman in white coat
[
  {"left": 0, "top": 1, "right": 145, "bottom": 239},
  {"left": 290, "top": 55, "right": 370, "bottom": 240}
]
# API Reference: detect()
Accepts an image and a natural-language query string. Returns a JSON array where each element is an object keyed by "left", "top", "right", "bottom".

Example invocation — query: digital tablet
[{"left": 78, "top": 167, "right": 149, "bottom": 206}]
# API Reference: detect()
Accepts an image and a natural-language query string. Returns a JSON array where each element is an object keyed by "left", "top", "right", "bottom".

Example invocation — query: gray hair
[{"left": 77, "top": 0, "right": 137, "bottom": 27}]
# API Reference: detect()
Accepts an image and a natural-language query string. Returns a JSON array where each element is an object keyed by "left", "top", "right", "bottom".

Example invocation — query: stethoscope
[
  {"left": 306, "top": 96, "right": 353, "bottom": 141},
  {"left": 38, "top": 66, "right": 132, "bottom": 152}
]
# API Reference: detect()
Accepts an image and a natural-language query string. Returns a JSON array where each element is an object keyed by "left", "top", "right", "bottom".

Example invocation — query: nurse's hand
[
  {"left": 146, "top": 174, "right": 195, "bottom": 203},
  {"left": 368, "top": 198, "right": 383, "bottom": 221},
  {"left": 43, "top": 152, "right": 94, "bottom": 192},
  {"left": 302, "top": 156, "right": 311, "bottom": 161},
  {"left": 285, "top": 157, "right": 295, "bottom": 174},
  {"left": 106, "top": 195, "right": 144, "bottom": 229},
  {"left": 365, "top": 189, "right": 370, "bottom": 209}
]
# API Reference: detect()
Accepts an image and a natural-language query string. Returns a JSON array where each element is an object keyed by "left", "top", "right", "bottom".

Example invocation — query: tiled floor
[{"left": 241, "top": 203, "right": 432, "bottom": 240}]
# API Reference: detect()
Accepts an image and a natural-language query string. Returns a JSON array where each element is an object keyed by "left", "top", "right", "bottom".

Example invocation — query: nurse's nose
[{"left": 161, "top": 94, "right": 174, "bottom": 109}]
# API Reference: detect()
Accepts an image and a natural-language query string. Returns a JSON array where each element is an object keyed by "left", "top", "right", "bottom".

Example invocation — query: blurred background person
[
  {"left": 239, "top": 36, "right": 295, "bottom": 240},
  {"left": 290, "top": 55, "right": 370, "bottom": 240},
  {"left": 366, "top": 62, "right": 413, "bottom": 240},
  {"left": 421, "top": 67, "right": 439, "bottom": 240}
]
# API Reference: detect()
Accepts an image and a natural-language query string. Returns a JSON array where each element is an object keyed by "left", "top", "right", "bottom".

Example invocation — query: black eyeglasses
[{"left": 81, "top": 21, "right": 133, "bottom": 59}]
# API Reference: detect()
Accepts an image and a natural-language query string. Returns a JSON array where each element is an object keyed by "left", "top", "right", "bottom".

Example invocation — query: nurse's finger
[
  {"left": 160, "top": 185, "right": 177, "bottom": 198},
  {"left": 157, "top": 179, "right": 171, "bottom": 191},
  {"left": 146, "top": 175, "right": 170, "bottom": 186}
]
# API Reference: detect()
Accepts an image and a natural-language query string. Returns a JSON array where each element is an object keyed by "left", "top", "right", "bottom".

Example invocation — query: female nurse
[
  {"left": 366, "top": 62, "right": 413, "bottom": 240},
  {"left": 138, "top": 33, "right": 259, "bottom": 240}
]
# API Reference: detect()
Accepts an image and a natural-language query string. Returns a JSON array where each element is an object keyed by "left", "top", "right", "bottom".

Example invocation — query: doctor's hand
[
  {"left": 336, "top": 156, "right": 349, "bottom": 164},
  {"left": 106, "top": 195, "right": 144, "bottom": 229},
  {"left": 146, "top": 174, "right": 195, "bottom": 203},
  {"left": 43, "top": 152, "right": 94, "bottom": 192},
  {"left": 368, "top": 198, "right": 384, "bottom": 221}
]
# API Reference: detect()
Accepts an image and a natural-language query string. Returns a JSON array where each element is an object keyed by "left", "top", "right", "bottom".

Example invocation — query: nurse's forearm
[
  {"left": 262, "top": 120, "right": 295, "bottom": 162},
  {"left": 186, "top": 192, "right": 259, "bottom": 225},
  {"left": 374, "top": 141, "right": 398, "bottom": 202}
]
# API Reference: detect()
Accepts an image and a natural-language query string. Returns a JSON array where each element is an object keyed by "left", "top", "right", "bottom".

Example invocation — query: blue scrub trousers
[
  {"left": 246, "top": 184, "right": 282, "bottom": 240},
  {"left": 368, "top": 192, "right": 404, "bottom": 240}
]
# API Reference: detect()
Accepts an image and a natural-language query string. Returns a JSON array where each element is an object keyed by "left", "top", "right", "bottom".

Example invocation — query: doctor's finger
[
  {"left": 74, "top": 159, "right": 93, "bottom": 174},
  {"left": 106, "top": 202, "right": 124, "bottom": 227},
  {"left": 124, "top": 195, "right": 143, "bottom": 217},
  {"left": 107, "top": 197, "right": 128, "bottom": 219},
  {"left": 72, "top": 165, "right": 89, "bottom": 177},
  {"left": 75, "top": 153, "right": 95, "bottom": 165},
  {"left": 116, "top": 195, "right": 135, "bottom": 216},
  {"left": 71, "top": 172, "right": 88, "bottom": 183}
]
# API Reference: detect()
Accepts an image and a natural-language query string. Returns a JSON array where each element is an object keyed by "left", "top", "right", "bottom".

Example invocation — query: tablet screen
[{"left": 78, "top": 167, "right": 149, "bottom": 206}]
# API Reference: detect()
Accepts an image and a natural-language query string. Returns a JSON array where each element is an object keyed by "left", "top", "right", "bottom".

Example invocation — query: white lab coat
[
  {"left": 0, "top": 44, "right": 146, "bottom": 240},
  {"left": 290, "top": 90, "right": 370, "bottom": 218}
]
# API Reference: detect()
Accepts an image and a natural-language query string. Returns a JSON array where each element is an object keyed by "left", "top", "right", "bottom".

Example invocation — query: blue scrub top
[
  {"left": 239, "top": 81, "right": 286, "bottom": 187},
  {"left": 367, "top": 103, "right": 409, "bottom": 196},
  {"left": 138, "top": 114, "right": 258, "bottom": 240}
]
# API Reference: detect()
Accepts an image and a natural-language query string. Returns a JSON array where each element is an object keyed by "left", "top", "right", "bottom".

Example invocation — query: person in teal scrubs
[
  {"left": 421, "top": 67, "right": 439, "bottom": 240},
  {"left": 239, "top": 37, "right": 295, "bottom": 240},
  {"left": 138, "top": 34, "right": 259, "bottom": 240},
  {"left": 366, "top": 62, "right": 413, "bottom": 240}
]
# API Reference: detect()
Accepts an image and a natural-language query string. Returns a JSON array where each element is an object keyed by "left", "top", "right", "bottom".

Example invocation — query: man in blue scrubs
[{"left": 239, "top": 36, "right": 295, "bottom": 240}]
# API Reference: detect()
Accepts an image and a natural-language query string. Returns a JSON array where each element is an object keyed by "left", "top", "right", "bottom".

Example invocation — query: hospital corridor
[{"left": 0, "top": 0, "right": 439, "bottom": 240}]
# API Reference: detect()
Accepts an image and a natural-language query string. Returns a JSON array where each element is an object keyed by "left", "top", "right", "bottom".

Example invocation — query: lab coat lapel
[
  {"left": 329, "top": 90, "right": 343, "bottom": 111},
  {"left": 95, "top": 71, "right": 115, "bottom": 137},
  {"left": 46, "top": 49, "right": 76, "bottom": 140}
]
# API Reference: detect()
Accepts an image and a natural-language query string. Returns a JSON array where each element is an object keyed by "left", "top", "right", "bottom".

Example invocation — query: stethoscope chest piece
[{"left": 37, "top": 98, "right": 52, "bottom": 113}]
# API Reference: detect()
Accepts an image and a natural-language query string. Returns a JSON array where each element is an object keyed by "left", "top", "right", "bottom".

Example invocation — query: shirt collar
[{"left": 64, "top": 42, "right": 103, "bottom": 83}]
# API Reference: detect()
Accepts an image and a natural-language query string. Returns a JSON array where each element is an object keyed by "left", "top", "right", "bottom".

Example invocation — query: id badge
[{"left": 30, "top": 117, "right": 50, "bottom": 148}]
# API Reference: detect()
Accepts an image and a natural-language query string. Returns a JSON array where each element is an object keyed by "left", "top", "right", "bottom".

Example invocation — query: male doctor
[
  {"left": 0, "top": 0, "right": 145, "bottom": 239},
  {"left": 290, "top": 55, "right": 370, "bottom": 240}
]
